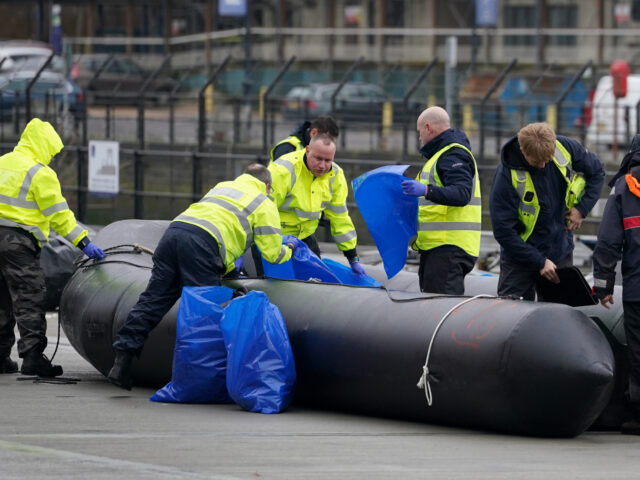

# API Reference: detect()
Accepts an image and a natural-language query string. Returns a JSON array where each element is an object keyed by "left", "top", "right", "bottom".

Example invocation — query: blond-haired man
[{"left": 489, "top": 122, "right": 605, "bottom": 300}]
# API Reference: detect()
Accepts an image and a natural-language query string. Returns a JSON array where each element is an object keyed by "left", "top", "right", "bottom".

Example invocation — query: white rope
[{"left": 416, "top": 294, "right": 495, "bottom": 406}]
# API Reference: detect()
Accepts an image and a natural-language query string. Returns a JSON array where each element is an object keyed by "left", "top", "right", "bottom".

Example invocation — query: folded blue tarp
[
  {"left": 262, "top": 241, "right": 382, "bottom": 287},
  {"left": 352, "top": 165, "right": 418, "bottom": 279}
]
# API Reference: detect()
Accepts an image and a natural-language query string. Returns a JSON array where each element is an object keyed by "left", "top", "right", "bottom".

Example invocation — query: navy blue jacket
[
  {"left": 593, "top": 153, "right": 640, "bottom": 302},
  {"left": 421, "top": 129, "right": 475, "bottom": 207},
  {"left": 490, "top": 135, "right": 604, "bottom": 270},
  {"left": 271, "top": 121, "right": 311, "bottom": 160}
]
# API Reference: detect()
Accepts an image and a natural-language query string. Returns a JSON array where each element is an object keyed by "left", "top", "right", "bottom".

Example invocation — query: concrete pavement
[{"left": 2, "top": 313, "right": 640, "bottom": 480}]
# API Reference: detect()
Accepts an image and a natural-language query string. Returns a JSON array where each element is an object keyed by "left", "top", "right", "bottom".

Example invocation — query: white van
[{"left": 586, "top": 74, "right": 640, "bottom": 149}]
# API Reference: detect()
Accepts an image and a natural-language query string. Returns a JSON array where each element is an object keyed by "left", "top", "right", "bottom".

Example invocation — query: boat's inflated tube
[{"left": 60, "top": 220, "right": 615, "bottom": 437}]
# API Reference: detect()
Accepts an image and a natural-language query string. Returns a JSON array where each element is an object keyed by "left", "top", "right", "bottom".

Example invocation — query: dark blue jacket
[
  {"left": 271, "top": 121, "right": 311, "bottom": 160},
  {"left": 593, "top": 153, "right": 640, "bottom": 302},
  {"left": 421, "top": 129, "right": 475, "bottom": 207},
  {"left": 490, "top": 135, "right": 604, "bottom": 270}
]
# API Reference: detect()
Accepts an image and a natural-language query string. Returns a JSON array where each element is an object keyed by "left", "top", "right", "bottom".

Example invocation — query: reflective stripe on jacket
[
  {"left": 270, "top": 135, "right": 304, "bottom": 162},
  {"left": 416, "top": 142, "right": 481, "bottom": 256},
  {"left": 173, "top": 173, "right": 291, "bottom": 272},
  {"left": 0, "top": 118, "right": 87, "bottom": 247},
  {"left": 268, "top": 150, "right": 357, "bottom": 252},
  {"left": 510, "top": 140, "right": 585, "bottom": 242}
]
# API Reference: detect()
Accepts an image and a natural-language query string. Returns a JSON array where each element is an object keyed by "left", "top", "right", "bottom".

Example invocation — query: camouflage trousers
[{"left": 0, "top": 227, "right": 47, "bottom": 358}]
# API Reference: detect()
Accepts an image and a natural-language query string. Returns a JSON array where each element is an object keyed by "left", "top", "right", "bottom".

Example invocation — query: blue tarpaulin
[
  {"left": 262, "top": 241, "right": 382, "bottom": 287},
  {"left": 352, "top": 165, "right": 418, "bottom": 279}
]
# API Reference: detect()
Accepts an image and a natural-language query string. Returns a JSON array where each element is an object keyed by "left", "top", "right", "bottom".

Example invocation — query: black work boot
[
  {"left": 107, "top": 350, "right": 134, "bottom": 391},
  {"left": 0, "top": 356, "right": 18, "bottom": 374},
  {"left": 20, "top": 352, "right": 63, "bottom": 377}
]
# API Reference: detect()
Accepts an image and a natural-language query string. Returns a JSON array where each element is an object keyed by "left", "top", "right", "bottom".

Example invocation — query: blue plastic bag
[
  {"left": 352, "top": 165, "right": 418, "bottom": 279},
  {"left": 221, "top": 291, "right": 296, "bottom": 414},
  {"left": 150, "top": 286, "right": 234, "bottom": 404}
]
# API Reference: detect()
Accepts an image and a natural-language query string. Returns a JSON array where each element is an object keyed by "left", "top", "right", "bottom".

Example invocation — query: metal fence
[{"left": 0, "top": 52, "right": 627, "bottom": 243}]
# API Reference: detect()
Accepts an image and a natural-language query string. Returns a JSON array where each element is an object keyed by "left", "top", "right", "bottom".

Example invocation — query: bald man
[{"left": 401, "top": 107, "right": 481, "bottom": 294}]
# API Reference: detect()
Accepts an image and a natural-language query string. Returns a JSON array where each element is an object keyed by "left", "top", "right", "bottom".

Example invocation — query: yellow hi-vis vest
[
  {"left": 270, "top": 134, "right": 304, "bottom": 162},
  {"left": 268, "top": 150, "right": 357, "bottom": 252},
  {"left": 173, "top": 174, "right": 292, "bottom": 273},
  {"left": 510, "top": 140, "right": 586, "bottom": 242},
  {"left": 0, "top": 118, "right": 87, "bottom": 247},
  {"left": 415, "top": 142, "right": 481, "bottom": 257}
]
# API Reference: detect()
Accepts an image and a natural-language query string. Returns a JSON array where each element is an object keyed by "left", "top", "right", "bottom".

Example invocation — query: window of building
[
  {"left": 503, "top": 5, "right": 536, "bottom": 46},
  {"left": 435, "top": 0, "right": 474, "bottom": 45},
  {"left": 547, "top": 5, "right": 577, "bottom": 46}
]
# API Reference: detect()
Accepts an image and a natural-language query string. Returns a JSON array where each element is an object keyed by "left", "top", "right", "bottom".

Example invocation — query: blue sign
[
  {"left": 219, "top": 0, "right": 247, "bottom": 17},
  {"left": 475, "top": 0, "right": 498, "bottom": 27}
]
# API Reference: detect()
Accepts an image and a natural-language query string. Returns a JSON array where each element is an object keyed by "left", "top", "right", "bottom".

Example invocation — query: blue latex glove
[
  {"left": 82, "top": 242, "right": 106, "bottom": 260},
  {"left": 234, "top": 256, "right": 244, "bottom": 271},
  {"left": 282, "top": 234, "right": 301, "bottom": 251},
  {"left": 350, "top": 261, "right": 366, "bottom": 276},
  {"left": 401, "top": 179, "right": 427, "bottom": 197}
]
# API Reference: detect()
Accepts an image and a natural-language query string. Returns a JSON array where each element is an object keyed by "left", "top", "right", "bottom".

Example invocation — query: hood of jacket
[
  {"left": 234, "top": 173, "right": 268, "bottom": 196},
  {"left": 609, "top": 135, "right": 640, "bottom": 187},
  {"left": 290, "top": 121, "right": 311, "bottom": 145},
  {"left": 13, "top": 118, "right": 64, "bottom": 166},
  {"left": 499, "top": 135, "right": 536, "bottom": 171},
  {"left": 419, "top": 128, "right": 472, "bottom": 159}
]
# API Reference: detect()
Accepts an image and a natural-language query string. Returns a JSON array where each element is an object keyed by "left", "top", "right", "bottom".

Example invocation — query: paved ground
[{"left": 1, "top": 313, "right": 640, "bottom": 479}]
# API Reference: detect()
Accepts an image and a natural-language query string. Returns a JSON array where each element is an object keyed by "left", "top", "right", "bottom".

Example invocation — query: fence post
[
  {"left": 138, "top": 55, "right": 172, "bottom": 150},
  {"left": 262, "top": 55, "right": 296, "bottom": 153},
  {"left": 134, "top": 150, "right": 144, "bottom": 219},
  {"left": 25, "top": 51, "right": 54, "bottom": 123},
  {"left": 554, "top": 60, "right": 592, "bottom": 136},
  {"left": 479, "top": 59, "right": 517, "bottom": 163},
  {"left": 198, "top": 55, "right": 231, "bottom": 151},
  {"left": 77, "top": 147, "right": 87, "bottom": 223},
  {"left": 402, "top": 57, "right": 438, "bottom": 162}
]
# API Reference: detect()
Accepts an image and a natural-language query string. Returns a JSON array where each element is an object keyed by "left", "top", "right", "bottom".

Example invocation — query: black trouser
[
  {"left": 113, "top": 226, "right": 225, "bottom": 355},
  {"left": 623, "top": 301, "right": 640, "bottom": 408},
  {"left": 418, "top": 245, "right": 476, "bottom": 295},
  {"left": 301, "top": 234, "right": 321, "bottom": 257},
  {"left": 497, "top": 254, "right": 573, "bottom": 301},
  {"left": 0, "top": 227, "right": 47, "bottom": 358}
]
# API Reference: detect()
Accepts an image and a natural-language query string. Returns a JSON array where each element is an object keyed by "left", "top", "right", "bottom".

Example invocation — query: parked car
[
  {"left": 0, "top": 40, "right": 66, "bottom": 74},
  {"left": 71, "top": 54, "right": 177, "bottom": 104},
  {"left": 281, "top": 82, "right": 422, "bottom": 124},
  {"left": 0, "top": 70, "right": 85, "bottom": 124}
]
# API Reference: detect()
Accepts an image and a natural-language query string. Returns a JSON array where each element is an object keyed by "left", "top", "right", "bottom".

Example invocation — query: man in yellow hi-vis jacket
[
  {"left": 108, "top": 163, "right": 298, "bottom": 390},
  {"left": 268, "top": 134, "right": 365, "bottom": 275},
  {"left": 0, "top": 118, "right": 105, "bottom": 377},
  {"left": 401, "top": 107, "right": 481, "bottom": 295}
]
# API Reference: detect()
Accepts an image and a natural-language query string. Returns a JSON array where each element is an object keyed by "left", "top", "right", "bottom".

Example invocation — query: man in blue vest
[
  {"left": 593, "top": 134, "right": 640, "bottom": 435},
  {"left": 490, "top": 122, "right": 604, "bottom": 300},
  {"left": 270, "top": 115, "right": 339, "bottom": 163},
  {"left": 400, "top": 106, "right": 481, "bottom": 294}
]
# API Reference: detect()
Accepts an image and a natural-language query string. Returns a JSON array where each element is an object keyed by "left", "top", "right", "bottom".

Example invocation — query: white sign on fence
[{"left": 88, "top": 140, "right": 119, "bottom": 195}]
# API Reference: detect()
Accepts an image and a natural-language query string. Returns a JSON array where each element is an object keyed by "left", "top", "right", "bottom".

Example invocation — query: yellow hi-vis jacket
[
  {"left": 0, "top": 118, "right": 87, "bottom": 247},
  {"left": 268, "top": 150, "right": 357, "bottom": 252},
  {"left": 511, "top": 140, "right": 586, "bottom": 242},
  {"left": 173, "top": 173, "right": 292, "bottom": 273},
  {"left": 415, "top": 143, "right": 482, "bottom": 257},
  {"left": 270, "top": 134, "right": 304, "bottom": 162}
]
